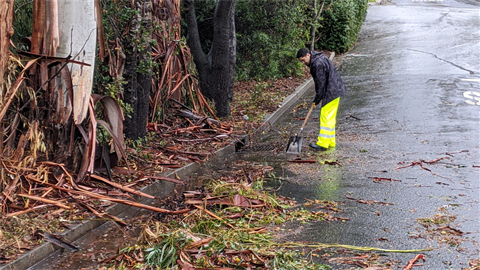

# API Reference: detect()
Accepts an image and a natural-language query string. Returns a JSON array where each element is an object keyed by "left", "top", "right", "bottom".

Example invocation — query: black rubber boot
[{"left": 309, "top": 143, "right": 327, "bottom": 151}]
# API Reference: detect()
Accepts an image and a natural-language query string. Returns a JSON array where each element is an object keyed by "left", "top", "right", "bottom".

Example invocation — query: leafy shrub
[
  {"left": 317, "top": 0, "right": 368, "bottom": 53},
  {"left": 186, "top": 0, "right": 310, "bottom": 81},
  {"left": 12, "top": 0, "right": 33, "bottom": 46},
  {"left": 235, "top": 0, "right": 309, "bottom": 81}
]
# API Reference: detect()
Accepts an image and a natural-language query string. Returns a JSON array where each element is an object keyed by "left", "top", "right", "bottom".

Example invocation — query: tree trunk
[
  {"left": 184, "top": 0, "right": 236, "bottom": 118},
  {"left": 0, "top": 0, "right": 14, "bottom": 86},
  {"left": 56, "top": 0, "right": 97, "bottom": 124},
  {"left": 310, "top": 0, "right": 325, "bottom": 50},
  {"left": 123, "top": 0, "right": 152, "bottom": 140}
]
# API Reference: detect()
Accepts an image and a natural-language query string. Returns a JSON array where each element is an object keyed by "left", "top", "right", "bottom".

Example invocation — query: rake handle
[{"left": 299, "top": 103, "right": 316, "bottom": 131}]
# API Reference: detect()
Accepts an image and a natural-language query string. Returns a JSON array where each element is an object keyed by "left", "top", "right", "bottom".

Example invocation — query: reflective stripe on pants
[{"left": 316, "top": 98, "right": 340, "bottom": 148}]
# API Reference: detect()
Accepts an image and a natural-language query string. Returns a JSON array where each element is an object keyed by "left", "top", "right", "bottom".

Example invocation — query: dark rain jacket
[{"left": 309, "top": 50, "right": 346, "bottom": 107}]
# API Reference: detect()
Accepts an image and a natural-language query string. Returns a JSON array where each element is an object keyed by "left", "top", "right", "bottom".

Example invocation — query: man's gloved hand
[{"left": 313, "top": 96, "right": 321, "bottom": 105}]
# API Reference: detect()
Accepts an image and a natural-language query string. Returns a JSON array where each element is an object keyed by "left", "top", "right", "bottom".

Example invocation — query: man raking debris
[{"left": 295, "top": 48, "right": 346, "bottom": 151}]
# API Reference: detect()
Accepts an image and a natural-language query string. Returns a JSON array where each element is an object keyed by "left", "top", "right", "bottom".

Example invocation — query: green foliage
[
  {"left": 272, "top": 251, "right": 331, "bottom": 270},
  {"left": 317, "top": 0, "right": 368, "bottom": 53},
  {"left": 144, "top": 231, "right": 188, "bottom": 268},
  {"left": 186, "top": 0, "right": 310, "bottom": 81},
  {"left": 235, "top": 0, "right": 310, "bottom": 81},
  {"left": 250, "top": 81, "right": 271, "bottom": 104},
  {"left": 187, "top": 0, "right": 366, "bottom": 80},
  {"left": 93, "top": 0, "right": 137, "bottom": 116},
  {"left": 12, "top": 0, "right": 33, "bottom": 46}
]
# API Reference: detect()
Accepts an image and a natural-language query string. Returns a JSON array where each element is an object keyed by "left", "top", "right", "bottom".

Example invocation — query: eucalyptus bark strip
[{"left": 0, "top": 0, "right": 14, "bottom": 84}]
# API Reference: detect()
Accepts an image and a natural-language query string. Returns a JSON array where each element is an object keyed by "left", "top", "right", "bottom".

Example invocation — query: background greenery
[
  {"left": 12, "top": 0, "right": 368, "bottom": 90},
  {"left": 317, "top": 0, "right": 369, "bottom": 53},
  {"left": 188, "top": 0, "right": 368, "bottom": 81}
]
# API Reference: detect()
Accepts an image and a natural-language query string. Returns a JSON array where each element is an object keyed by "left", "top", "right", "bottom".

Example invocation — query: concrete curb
[{"left": 1, "top": 52, "right": 334, "bottom": 270}]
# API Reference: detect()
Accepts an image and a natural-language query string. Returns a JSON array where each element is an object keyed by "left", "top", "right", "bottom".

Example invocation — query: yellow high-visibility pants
[{"left": 316, "top": 98, "right": 340, "bottom": 149}]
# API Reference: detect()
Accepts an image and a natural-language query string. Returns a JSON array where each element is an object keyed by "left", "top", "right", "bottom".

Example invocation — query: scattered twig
[
  {"left": 435, "top": 226, "right": 463, "bottom": 236},
  {"left": 17, "top": 194, "right": 71, "bottom": 210},
  {"left": 42, "top": 232, "right": 79, "bottom": 252},
  {"left": 393, "top": 157, "right": 451, "bottom": 180},
  {"left": 193, "top": 205, "right": 235, "bottom": 229},
  {"left": 445, "top": 150, "right": 468, "bottom": 156},
  {"left": 276, "top": 242, "right": 431, "bottom": 253},
  {"left": 345, "top": 195, "right": 394, "bottom": 205},
  {"left": 346, "top": 115, "right": 362, "bottom": 120},
  {"left": 89, "top": 174, "right": 156, "bottom": 199},
  {"left": 402, "top": 254, "right": 425, "bottom": 270},
  {"left": 142, "top": 175, "right": 185, "bottom": 185},
  {"left": 80, "top": 203, "right": 127, "bottom": 226},
  {"left": 369, "top": 177, "right": 402, "bottom": 183},
  {"left": 288, "top": 159, "right": 316, "bottom": 163}
]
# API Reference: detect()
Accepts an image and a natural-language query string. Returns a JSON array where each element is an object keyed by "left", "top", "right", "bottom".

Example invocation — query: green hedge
[
  {"left": 235, "top": 0, "right": 309, "bottom": 81},
  {"left": 317, "top": 0, "right": 368, "bottom": 53},
  {"left": 189, "top": 0, "right": 368, "bottom": 80}
]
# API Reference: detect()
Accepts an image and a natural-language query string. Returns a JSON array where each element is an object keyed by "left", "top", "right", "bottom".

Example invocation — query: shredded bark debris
[{"left": 0, "top": 70, "right": 308, "bottom": 264}]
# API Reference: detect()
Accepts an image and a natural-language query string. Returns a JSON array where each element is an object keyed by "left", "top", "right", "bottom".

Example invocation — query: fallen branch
[
  {"left": 436, "top": 226, "right": 463, "bottom": 236},
  {"left": 186, "top": 194, "right": 264, "bottom": 208},
  {"left": 144, "top": 175, "right": 185, "bottom": 185},
  {"left": 393, "top": 157, "right": 451, "bottom": 180},
  {"left": 394, "top": 157, "right": 449, "bottom": 170},
  {"left": 35, "top": 183, "right": 190, "bottom": 215},
  {"left": 176, "top": 109, "right": 220, "bottom": 128},
  {"left": 161, "top": 147, "right": 210, "bottom": 157},
  {"left": 402, "top": 254, "right": 425, "bottom": 270},
  {"left": 288, "top": 159, "right": 316, "bottom": 163},
  {"left": 6, "top": 204, "right": 50, "bottom": 217},
  {"left": 17, "top": 194, "right": 71, "bottom": 210},
  {"left": 369, "top": 177, "right": 402, "bottom": 183},
  {"left": 345, "top": 195, "right": 394, "bottom": 205},
  {"left": 80, "top": 203, "right": 127, "bottom": 226},
  {"left": 346, "top": 115, "right": 362, "bottom": 120},
  {"left": 90, "top": 174, "right": 155, "bottom": 199},
  {"left": 276, "top": 242, "right": 432, "bottom": 253},
  {"left": 445, "top": 150, "right": 468, "bottom": 156}
]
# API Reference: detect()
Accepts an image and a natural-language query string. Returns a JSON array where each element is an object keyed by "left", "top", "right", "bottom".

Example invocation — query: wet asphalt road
[{"left": 244, "top": 0, "right": 480, "bottom": 269}]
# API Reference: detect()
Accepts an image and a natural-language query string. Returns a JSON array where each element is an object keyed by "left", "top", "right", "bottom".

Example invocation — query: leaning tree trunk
[
  {"left": 184, "top": 0, "right": 236, "bottom": 118},
  {"left": 123, "top": 0, "right": 152, "bottom": 140}
]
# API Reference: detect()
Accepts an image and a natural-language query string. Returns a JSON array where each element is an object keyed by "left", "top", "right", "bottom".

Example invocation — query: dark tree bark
[
  {"left": 183, "top": 0, "right": 236, "bottom": 117},
  {"left": 123, "top": 0, "right": 152, "bottom": 140}
]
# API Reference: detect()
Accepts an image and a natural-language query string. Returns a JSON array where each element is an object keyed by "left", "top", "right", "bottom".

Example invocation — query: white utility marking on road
[
  {"left": 463, "top": 91, "right": 480, "bottom": 106},
  {"left": 461, "top": 79, "right": 480, "bottom": 82}
]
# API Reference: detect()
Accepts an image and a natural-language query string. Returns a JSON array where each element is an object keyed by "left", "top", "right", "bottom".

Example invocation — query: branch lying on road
[
  {"left": 369, "top": 177, "right": 402, "bottom": 183},
  {"left": 345, "top": 195, "right": 394, "bottom": 205},
  {"left": 393, "top": 157, "right": 452, "bottom": 180}
]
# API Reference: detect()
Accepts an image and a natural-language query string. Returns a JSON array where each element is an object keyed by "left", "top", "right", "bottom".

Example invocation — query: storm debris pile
[{"left": 103, "top": 163, "right": 349, "bottom": 269}]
